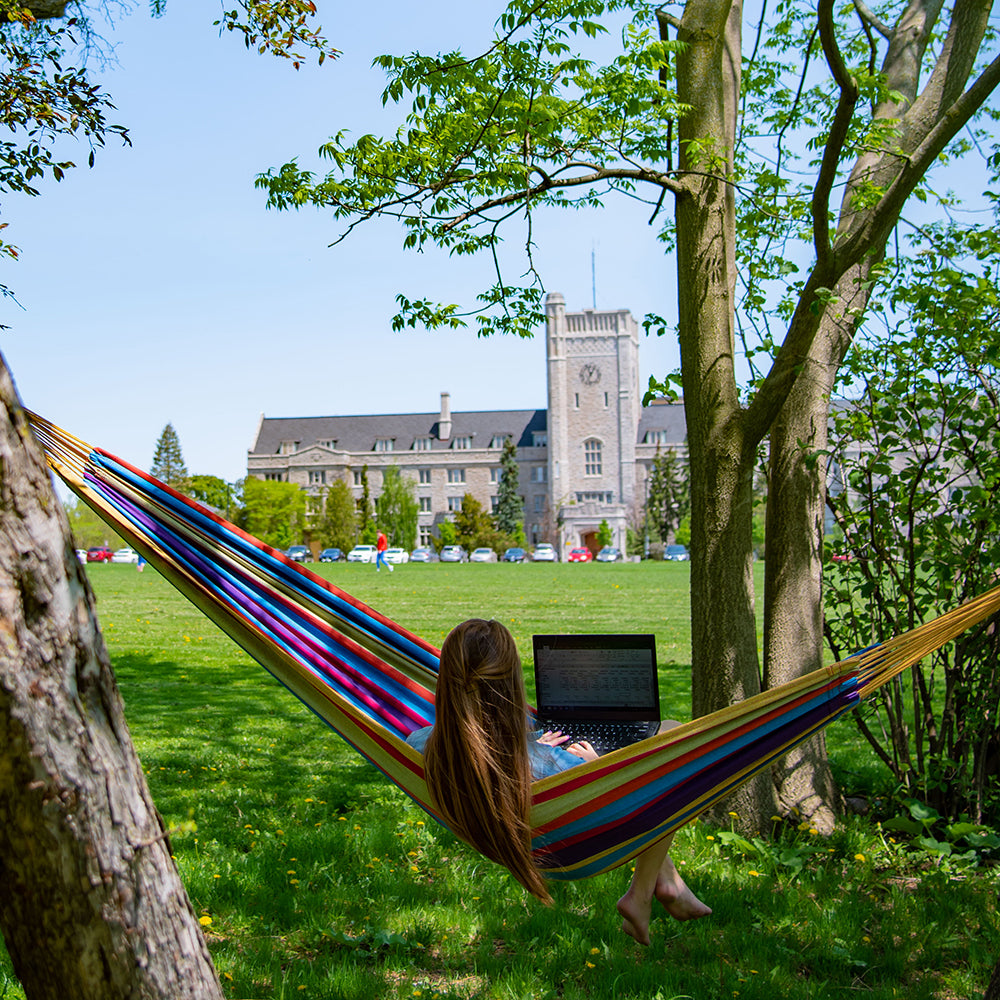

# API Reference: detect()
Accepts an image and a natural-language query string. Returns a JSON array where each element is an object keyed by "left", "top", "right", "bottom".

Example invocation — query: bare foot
[
  {"left": 654, "top": 869, "right": 712, "bottom": 922},
  {"left": 616, "top": 889, "right": 654, "bottom": 946}
]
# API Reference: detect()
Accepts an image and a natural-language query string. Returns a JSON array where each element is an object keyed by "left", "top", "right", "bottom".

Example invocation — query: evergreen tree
[
  {"left": 493, "top": 436, "right": 523, "bottom": 536},
  {"left": 356, "top": 465, "right": 375, "bottom": 544},
  {"left": 374, "top": 466, "right": 419, "bottom": 551},
  {"left": 150, "top": 423, "right": 189, "bottom": 490},
  {"left": 646, "top": 448, "right": 689, "bottom": 545}
]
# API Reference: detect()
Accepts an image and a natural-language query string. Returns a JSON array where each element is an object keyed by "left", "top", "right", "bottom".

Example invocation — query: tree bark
[
  {"left": 675, "top": 0, "right": 778, "bottom": 828},
  {"left": 761, "top": 0, "right": 1000, "bottom": 826},
  {"left": 0, "top": 353, "right": 224, "bottom": 999}
]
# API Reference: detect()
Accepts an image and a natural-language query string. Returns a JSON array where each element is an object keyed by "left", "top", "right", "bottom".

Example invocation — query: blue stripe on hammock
[
  {"left": 538, "top": 691, "right": 860, "bottom": 877},
  {"left": 89, "top": 451, "right": 440, "bottom": 676},
  {"left": 86, "top": 471, "right": 435, "bottom": 737}
]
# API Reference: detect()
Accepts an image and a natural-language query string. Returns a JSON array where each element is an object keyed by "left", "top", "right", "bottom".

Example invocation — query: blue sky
[{"left": 1, "top": 4, "right": 681, "bottom": 483}]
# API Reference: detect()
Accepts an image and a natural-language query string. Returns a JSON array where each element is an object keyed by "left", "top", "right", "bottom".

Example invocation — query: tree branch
[
  {"left": 851, "top": 0, "right": 892, "bottom": 39},
  {"left": 813, "top": 0, "right": 860, "bottom": 271}
]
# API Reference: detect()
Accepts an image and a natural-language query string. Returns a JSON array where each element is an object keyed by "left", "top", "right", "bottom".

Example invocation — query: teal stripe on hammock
[
  {"left": 532, "top": 675, "right": 859, "bottom": 851},
  {"left": 83, "top": 469, "right": 435, "bottom": 737},
  {"left": 89, "top": 449, "right": 441, "bottom": 675}
]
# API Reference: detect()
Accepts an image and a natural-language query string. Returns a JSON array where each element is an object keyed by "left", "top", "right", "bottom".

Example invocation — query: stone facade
[{"left": 246, "top": 293, "right": 689, "bottom": 556}]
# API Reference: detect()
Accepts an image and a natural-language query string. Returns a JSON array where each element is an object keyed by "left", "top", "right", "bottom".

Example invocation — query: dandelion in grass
[
  {"left": 590, "top": 948, "right": 600, "bottom": 955},
  {"left": 199, "top": 915, "right": 212, "bottom": 927},
  {"left": 855, "top": 853, "right": 866, "bottom": 862},
  {"left": 586, "top": 961, "right": 595, "bottom": 969}
]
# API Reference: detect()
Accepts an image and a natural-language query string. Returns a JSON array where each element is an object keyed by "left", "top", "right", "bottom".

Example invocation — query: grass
[{"left": 2, "top": 561, "right": 997, "bottom": 999}]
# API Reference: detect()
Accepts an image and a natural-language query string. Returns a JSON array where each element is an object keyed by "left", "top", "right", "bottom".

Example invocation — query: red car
[
  {"left": 567, "top": 547, "right": 593, "bottom": 562},
  {"left": 86, "top": 546, "right": 114, "bottom": 563}
]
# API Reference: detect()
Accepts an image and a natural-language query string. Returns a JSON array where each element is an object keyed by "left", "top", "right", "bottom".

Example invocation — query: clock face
[{"left": 579, "top": 362, "right": 602, "bottom": 385}]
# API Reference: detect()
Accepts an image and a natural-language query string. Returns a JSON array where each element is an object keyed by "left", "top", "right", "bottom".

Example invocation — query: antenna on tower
[{"left": 591, "top": 243, "right": 597, "bottom": 309}]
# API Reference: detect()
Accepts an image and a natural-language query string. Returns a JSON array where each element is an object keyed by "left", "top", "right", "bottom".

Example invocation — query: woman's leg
[{"left": 616, "top": 836, "right": 712, "bottom": 945}]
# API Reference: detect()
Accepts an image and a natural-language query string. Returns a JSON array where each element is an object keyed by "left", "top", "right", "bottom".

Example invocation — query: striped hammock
[{"left": 27, "top": 412, "right": 1000, "bottom": 882}]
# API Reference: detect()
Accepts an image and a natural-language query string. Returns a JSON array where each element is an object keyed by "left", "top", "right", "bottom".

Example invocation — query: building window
[
  {"left": 447, "top": 468, "right": 466, "bottom": 484},
  {"left": 574, "top": 393, "right": 580, "bottom": 409},
  {"left": 306, "top": 496, "right": 323, "bottom": 518},
  {"left": 490, "top": 467, "right": 501, "bottom": 482},
  {"left": 263, "top": 472, "right": 285, "bottom": 482},
  {"left": 644, "top": 430, "right": 672, "bottom": 446},
  {"left": 353, "top": 470, "right": 363, "bottom": 486},
  {"left": 418, "top": 469, "right": 432, "bottom": 484},
  {"left": 447, "top": 496, "right": 463, "bottom": 512},
  {"left": 452, "top": 435, "right": 473, "bottom": 449},
  {"left": 318, "top": 439, "right": 336, "bottom": 450},
  {"left": 584, "top": 438, "right": 602, "bottom": 476},
  {"left": 532, "top": 431, "right": 547, "bottom": 447},
  {"left": 413, "top": 437, "right": 434, "bottom": 451},
  {"left": 419, "top": 496, "right": 432, "bottom": 512},
  {"left": 604, "top": 392, "right": 609, "bottom": 407},
  {"left": 534, "top": 495, "right": 545, "bottom": 513},
  {"left": 489, "top": 434, "right": 506, "bottom": 449},
  {"left": 490, "top": 495, "right": 500, "bottom": 512},
  {"left": 530, "top": 466, "right": 547, "bottom": 483},
  {"left": 576, "top": 491, "right": 613, "bottom": 504},
  {"left": 308, "top": 470, "right": 326, "bottom": 485},
  {"left": 374, "top": 438, "right": 394, "bottom": 452},
  {"left": 279, "top": 440, "right": 298, "bottom": 455}
]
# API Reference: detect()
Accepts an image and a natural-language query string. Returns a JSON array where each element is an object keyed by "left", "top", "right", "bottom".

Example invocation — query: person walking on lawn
[{"left": 375, "top": 530, "right": 392, "bottom": 572}]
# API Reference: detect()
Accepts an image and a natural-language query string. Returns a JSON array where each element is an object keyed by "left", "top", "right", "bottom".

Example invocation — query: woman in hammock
[{"left": 406, "top": 618, "right": 711, "bottom": 946}]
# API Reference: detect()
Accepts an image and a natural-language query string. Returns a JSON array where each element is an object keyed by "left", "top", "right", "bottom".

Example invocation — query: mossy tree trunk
[{"left": 0, "top": 354, "right": 223, "bottom": 999}]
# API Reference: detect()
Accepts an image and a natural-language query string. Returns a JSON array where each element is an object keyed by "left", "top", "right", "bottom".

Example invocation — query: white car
[
  {"left": 532, "top": 543, "right": 557, "bottom": 562},
  {"left": 75, "top": 548, "right": 88, "bottom": 563},
  {"left": 384, "top": 547, "right": 409, "bottom": 564},
  {"left": 347, "top": 545, "right": 377, "bottom": 563},
  {"left": 470, "top": 547, "right": 498, "bottom": 563},
  {"left": 112, "top": 547, "right": 140, "bottom": 564}
]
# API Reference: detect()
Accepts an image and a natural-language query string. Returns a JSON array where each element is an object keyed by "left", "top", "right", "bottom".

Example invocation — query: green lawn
[{"left": 2, "top": 561, "right": 996, "bottom": 999}]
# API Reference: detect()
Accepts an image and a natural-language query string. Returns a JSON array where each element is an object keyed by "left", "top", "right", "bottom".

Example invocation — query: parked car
[
  {"left": 532, "top": 543, "right": 557, "bottom": 562},
  {"left": 439, "top": 545, "right": 469, "bottom": 563},
  {"left": 347, "top": 544, "right": 377, "bottom": 563},
  {"left": 286, "top": 545, "right": 312, "bottom": 563},
  {"left": 470, "top": 547, "right": 498, "bottom": 563},
  {"left": 409, "top": 547, "right": 439, "bottom": 563},
  {"left": 384, "top": 547, "right": 409, "bottom": 564},
  {"left": 86, "top": 546, "right": 114, "bottom": 563},
  {"left": 502, "top": 547, "right": 528, "bottom": 562},
  {"left": 567, "top": 547, "right": 593, "bottom": 562},
  {"left": 318, "top": 547, "right": 343, "bottom": 562},
  {"left": 112, "top": 547, "right": 140, "bottom": 564},
  {"left": 663, "top": 544, "right": 690, "bottom": 562},
  {"left": 595, "top": 546, "right": 622, "bottom": 562}
]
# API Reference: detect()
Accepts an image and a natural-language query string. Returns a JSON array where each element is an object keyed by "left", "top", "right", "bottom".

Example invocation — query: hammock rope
[{"left": 27, "top": 411, "right": 1000, "bottom": 881}]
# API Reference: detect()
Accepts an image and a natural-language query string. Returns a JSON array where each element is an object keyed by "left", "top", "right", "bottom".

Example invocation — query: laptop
[{"left": 531, "top": 633, "right": 661, "bottom": 755}]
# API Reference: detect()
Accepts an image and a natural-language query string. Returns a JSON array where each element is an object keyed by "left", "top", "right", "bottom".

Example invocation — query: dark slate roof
[
  {"left": 636, "top": 400, "right": 688, "bottom": 445},
  {"left": 251, "top": 409, "right": 548, "bottom": 455}
]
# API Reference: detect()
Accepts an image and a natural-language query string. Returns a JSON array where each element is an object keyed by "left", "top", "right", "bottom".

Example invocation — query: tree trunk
[
  {"left": 0, "top": 353, "right": 224, "bottom": 999},
  {"left": 675, "top": 0, "right": 778, "bottom": 829}
]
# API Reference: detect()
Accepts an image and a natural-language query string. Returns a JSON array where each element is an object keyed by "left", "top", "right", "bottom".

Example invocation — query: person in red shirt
[{"left": 375, "top": 530, "right": 392, "bottom": 572}]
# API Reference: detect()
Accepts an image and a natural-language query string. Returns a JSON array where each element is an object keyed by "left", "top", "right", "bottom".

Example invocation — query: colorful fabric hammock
[{"left": 27, "top": 412, "right": 1000, "bottom": 882}]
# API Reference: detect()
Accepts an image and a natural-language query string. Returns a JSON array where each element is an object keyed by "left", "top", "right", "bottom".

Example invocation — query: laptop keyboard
[{"left": 537, "top": 721, "right": 656, "bottom": 756}]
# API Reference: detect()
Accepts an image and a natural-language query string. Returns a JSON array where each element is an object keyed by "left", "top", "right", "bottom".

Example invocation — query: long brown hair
[{"left": 423, "top": 619, "right": 551, "bottom": 904}]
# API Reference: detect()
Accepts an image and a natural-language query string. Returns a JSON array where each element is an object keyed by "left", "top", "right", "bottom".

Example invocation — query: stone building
[{"left": 246, "top": 293, "right": 688, "bottom": 556}]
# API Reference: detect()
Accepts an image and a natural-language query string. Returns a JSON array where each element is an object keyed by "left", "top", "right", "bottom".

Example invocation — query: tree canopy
[{"left": 258, "top": 0, "right": 1000, "bottom": 829}]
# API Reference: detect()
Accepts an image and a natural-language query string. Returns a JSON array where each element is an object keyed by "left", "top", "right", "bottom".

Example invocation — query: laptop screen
[{"left": 532, "top": 633, "right": 659, "bottom": 723}]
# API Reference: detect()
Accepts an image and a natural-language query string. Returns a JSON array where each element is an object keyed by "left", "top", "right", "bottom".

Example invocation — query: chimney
[{"left": 438, "top": 392, "right": 452, "bottom": 441}]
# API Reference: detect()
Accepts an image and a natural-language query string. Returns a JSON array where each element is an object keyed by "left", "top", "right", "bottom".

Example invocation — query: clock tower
[{"left": 545, "top": 292, "right": 641, "bottom": 555}]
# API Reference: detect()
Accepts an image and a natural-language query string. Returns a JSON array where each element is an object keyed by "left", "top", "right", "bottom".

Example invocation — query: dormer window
[
  {"left": 532, "top": 431, "right": 547, "bottom": 447},
  {"left": 644, "top": 430, "right": 671, "bottom": 446},
  {"left": 279, "top": 440, "right": 299, "bottom": 455},
  {"left": 489, "top": 434, "right": 506, "bottom": 449},
  {"left": 452, "top": 435, "right": 473, "bottom": 450},
  {"left": 413, "top": 437, "right": 434, "bottom": 451},
  {"left": 318, "top": 439, "right": 337, "bottom": 450},
  {"left": 374, "top": 438, "right": 394, "bottom": 452}
]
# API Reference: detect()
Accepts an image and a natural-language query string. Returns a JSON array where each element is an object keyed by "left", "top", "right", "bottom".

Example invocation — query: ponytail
[{"left": 424, "top": 619, "right": 551, "bottom": 904}]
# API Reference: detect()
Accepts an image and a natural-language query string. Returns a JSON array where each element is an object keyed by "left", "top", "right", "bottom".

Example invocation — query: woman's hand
[
  {"left": 563, "top": 740, "right": 598, "bottom": 762},
  {"left": 536, "top": 731, "right": 598, "bottom": 761},
  {"left": 536, "top": 730, "right": 571, "bottom": 747}
]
